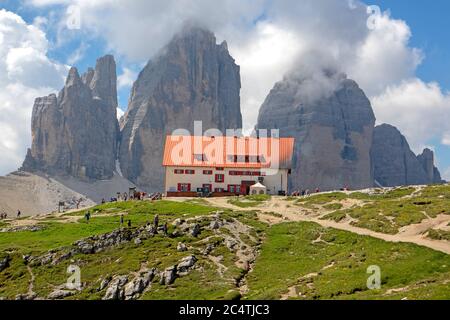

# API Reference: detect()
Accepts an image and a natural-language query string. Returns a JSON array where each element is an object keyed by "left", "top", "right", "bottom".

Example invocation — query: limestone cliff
[
  {"left": 22, "top": 55, "right": 119, "bottom": 180},
  {"left": 257, "top": 71, "right": 375, "bottom": 191},
  {"left": 119, "top": 27, "right": 242, "bottom": 191},
  {"left": 372, "top": 124, "right": 444, "bottom": 187}
]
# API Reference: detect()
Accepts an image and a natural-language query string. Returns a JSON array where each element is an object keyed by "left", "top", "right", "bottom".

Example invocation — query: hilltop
[{"left": 0, "top": 184, "right": 449, "bottom": 300}]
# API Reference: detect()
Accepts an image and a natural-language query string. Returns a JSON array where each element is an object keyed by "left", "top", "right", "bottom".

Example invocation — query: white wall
[{"left": 164, "top": 166, "right": 289, "bottom": 195}]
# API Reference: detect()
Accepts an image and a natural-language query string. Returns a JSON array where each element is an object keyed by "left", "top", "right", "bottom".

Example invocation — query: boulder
[
  {"left": 103, "top": 275, "right": 128, "bottom": 300},
  {"left": 159, "top": 266, "right": 177, "bottom": 285},
  {"left": 177, "top": 242, "right": 187, "bottom": 252},
  {"left": 0, "top": 255, "right": 10, "bottom": 272},
  {"left": 190, "top": 224, "right": 201, "bottom": 237},
  {"left": 177, "top": 255, "right": 197, "bottom": 273},
  {"left": 47, "top": 290, "right": 74, "bottom": 300}
]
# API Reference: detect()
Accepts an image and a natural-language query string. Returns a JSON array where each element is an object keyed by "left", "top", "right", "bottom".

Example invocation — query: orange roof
[{"left": 162, "top": 135, "right": 295, "bottom": 169}]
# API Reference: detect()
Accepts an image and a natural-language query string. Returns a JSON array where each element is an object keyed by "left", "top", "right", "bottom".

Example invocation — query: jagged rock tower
[
  {"left": 22, "top": 55, "right": 119, "bottom": 180},
  {"left": 257, "top": 71, "right": 376, "bottom": 191},
  {"left": 119, "top": 26, "right": 242, "bottom": 191},
  {"left": 371, "top": 124, "right": 444, "bottom": 187}
]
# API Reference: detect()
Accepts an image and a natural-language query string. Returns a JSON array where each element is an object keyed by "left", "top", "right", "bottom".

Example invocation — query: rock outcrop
[
  {"left": 417, "top": 148, "right": 444, "bottom": 184},
  {"left": 372, "top": 124, "right": 444, "bottom": 187},
  {"left": 22, "top": 55, "right": 119, "bottom": 180},
  {"left": 257, "top": 71, "right": 375, "bottom": 191},
  {"left": 119, "top": 26, "right": 242, "bottom": 191}
]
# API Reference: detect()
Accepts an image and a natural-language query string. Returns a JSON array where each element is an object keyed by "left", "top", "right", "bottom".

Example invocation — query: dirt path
[{"left": 204, "top": 197, "right": 450, "bottom": 255}]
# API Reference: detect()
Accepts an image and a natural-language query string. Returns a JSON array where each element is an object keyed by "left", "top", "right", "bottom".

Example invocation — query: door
[{"left": 240, "top": 181, "right": 255, "bottom": 195}]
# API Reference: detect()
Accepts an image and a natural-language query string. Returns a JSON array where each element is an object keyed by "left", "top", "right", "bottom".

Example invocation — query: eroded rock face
[
  {"left": 417, "top": 148, "right": 444, "bottom": 184},
  {"left": 257, "top": 72, "right": 375, "bottom": 191},
  {"left": 22, "top": 55, "right": 119, "bottom": 180},
  {"left": 119, "top": 27, "right": 242, "bottom": 191},
  {"left": 372, "top": 124, "right": 444, "bottom": 187}
]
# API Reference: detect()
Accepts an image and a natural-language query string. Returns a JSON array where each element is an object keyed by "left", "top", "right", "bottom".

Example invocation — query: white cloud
[
  {"left": 0, "top": 9, "right": 68, "bottom": 175},
  {"left": 67, "top": 42, "right": 88, "bottom": 65},
  {"left": 117, "top": 67, "right": 137, "bottom": 89},
  {"left": 116, "top": 107, "right": 125, "bottom": 120},
  {"left": 372, "top": 79, "right": 450, "bottom": 153}
]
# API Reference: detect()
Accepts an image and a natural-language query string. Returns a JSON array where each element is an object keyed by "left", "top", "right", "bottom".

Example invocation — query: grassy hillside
[{"left": 0, "top": 192, "right": 449, "bottom": 300}]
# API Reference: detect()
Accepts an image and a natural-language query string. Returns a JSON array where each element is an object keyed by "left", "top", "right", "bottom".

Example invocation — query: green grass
[
  {"left": 317, "top": 185, "right": 450, "bottom": 234},
  {"left": 245, "top": 221, "right": 450, "bottom": 300},
  {"left": 0, "top": 200, "right": 217, "bottom": 254},
  {"left": 427, "top": 229, "right": 450, "bottom": 241},
  {"left": 1, "top": 195, "right": 450, "bottom": 300},
  {"left": 323, "top": 203, "right": 344, "bottom": 211},
  {"left": 227, "top": 194, "right": 270, "bottom": 208}
]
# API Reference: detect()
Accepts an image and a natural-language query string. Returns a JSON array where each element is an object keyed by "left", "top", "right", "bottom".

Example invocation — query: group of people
[
  {"left": 0, "top": 210, "right": 21, "bottom": 220},
  {"left": 290, "top": 189, "right": 315, "bottom": 197},
  {"left": 117, "top": 213, "right": 169, "bottom": 235},
  {"left": 291, "top": 186, "right": 351, "bottom": 197},
  {"left": 101, "top": 191, "right": 150, "bottom": 204}
]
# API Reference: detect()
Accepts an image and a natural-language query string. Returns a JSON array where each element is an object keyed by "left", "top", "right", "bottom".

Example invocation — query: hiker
[
  {"left": 85, "top": 211, "right": 91, "bottom": 223},
  {"left": 153, "top": 214, "right": 159, "bottom": 228},
  {"left": 123, "top": 192, "right": 128, "bottom": 201},
  {"left": 162, "top": 222, "right": 168, "bottom": 236},
  {"left": 101, "top": 198, "right": 106, "bottom": 204},
  {"left": 120, "top": 214, "right": 124, "bottom": 226},
  {"left": 127, "top": 220, "right": 132, "bottom": 228},
  {"left": 17, "top": 210, "right": 21, "bottom": 219}
]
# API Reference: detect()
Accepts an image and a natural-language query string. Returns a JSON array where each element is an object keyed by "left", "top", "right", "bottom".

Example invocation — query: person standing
[
  {"left": 127, "top": 220, "right": 132, "bottom": 228},
  {"left": 85, "top": 211, "right": 91, "bottom": 223},
  {"left": 120, "top": 214, "right": 124, "bottom": 226},
  {"left": 153, "top": 214, "right": 159, "bottom": 229},
  {"left": 162, "top": 222, "right": 168, "bottom": 236},
  {"left": 17, "top": 210, "right": 21, "bottom": 219}
]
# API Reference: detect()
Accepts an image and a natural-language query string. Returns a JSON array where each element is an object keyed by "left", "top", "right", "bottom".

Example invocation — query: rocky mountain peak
[
  {"left": 22, "top": 55, "right": 119, "bottom": 180},
  {"left": 66, "top": 67, "right": 82, "bottom": 86},
  {"left": 90, "top": 54, "right": 118, "bottom": 107},
  {"left": 119, "top": 27, "right": 242, "bottom": 191},
  {"left": 257, "top": 72, "right": 375, "bottom": 191},
  {"left": 371, "top": 124, "right": 444, "bottom": 187}
]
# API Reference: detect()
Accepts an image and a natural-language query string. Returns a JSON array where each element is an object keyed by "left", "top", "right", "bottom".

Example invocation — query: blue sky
[
  {"left": 1, "top": 0, "right": 450, "bottom": 178},
  {"left": 375, "top": 0, "right": 450, "bottom": 174},
  {"left": 377, "top": 0, "right": 450, "bottom": 89}
]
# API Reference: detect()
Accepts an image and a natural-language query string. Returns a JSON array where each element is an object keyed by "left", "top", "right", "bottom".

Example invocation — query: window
[
  {"left": 214, "top": 188, "right": 224, "bottom": 192},
  {"left": 185, "top": 169, "right": 195, "bottom": 175},
  {"left": 251, "top": 171, "right": 261, "bottom": 176},
  {"left": 174, "top": 169, "right": 184, "bottom": 174},
  {"left": 177, "top": 183, "right": 191, "bottom": 192},
  {"left": 228, "top": 185, "right": 240, "bottom": 193},
  {"left": 216, "top": 167, "right": 224, "bottom": 171},
  {"left": 203, "top": 170, "right": 213, "bottom": 175},
  {"left": 215, "top": 174, "right": 224, "bottom": 183}
]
